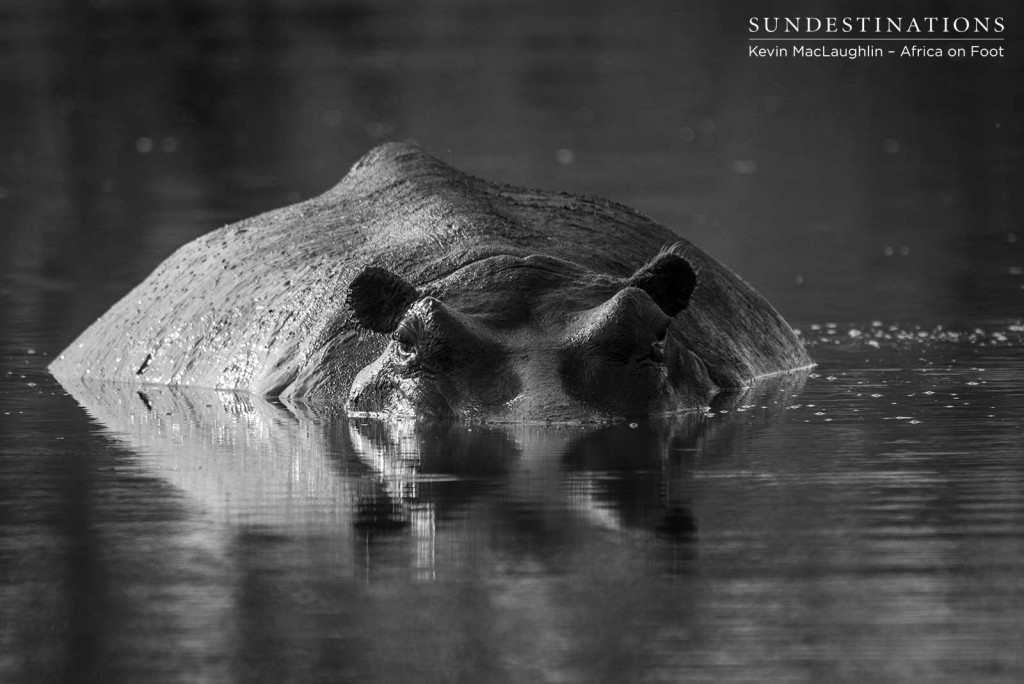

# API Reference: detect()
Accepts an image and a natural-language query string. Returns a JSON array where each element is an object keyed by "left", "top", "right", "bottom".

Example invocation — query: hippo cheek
[
  {"left": 557, "top": 355, "right": 661, "bottom": 417},
  {"left": 664, "top": 346, "right": 715, "bottom": 408},
  {"left": 347, "top": 355, "right": 457, "bottom": 419},
  {"left": 346, "top": 357, "right": 398, "bottom": 415},
  {"left": 558, "top": 340, "right": 707, "bottom": 417}
]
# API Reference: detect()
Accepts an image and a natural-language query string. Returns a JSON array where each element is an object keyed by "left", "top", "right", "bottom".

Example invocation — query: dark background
[{"left": 1, "top": 0, "right": 1022, "bottom": 355}]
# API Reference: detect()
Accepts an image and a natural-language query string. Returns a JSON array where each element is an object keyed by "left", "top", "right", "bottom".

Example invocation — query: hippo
[{"left": 50, "top": 142, "right": 812, "bottom": 421}]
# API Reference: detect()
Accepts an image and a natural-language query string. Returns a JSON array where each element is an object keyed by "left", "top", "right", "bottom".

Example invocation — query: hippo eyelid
[
  {"left": 392, "top": 314, "right": 422, "bottom": 342},
  {"left": 395, "top": 337, "right": 416, "bottom": 356},
  {"left": 392, "top": 325, "right": 414, "bottom": 344},
  {"left": 392, "top": 327, "right": 418, "bottom": 359}
]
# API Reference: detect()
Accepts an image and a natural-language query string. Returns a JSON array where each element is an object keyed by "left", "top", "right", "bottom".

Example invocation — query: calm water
[{"left": 2, "top": 1, "right": 1023, "bottom": 682}]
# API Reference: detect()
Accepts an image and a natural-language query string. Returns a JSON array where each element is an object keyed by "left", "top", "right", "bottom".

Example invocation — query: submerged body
[{"left": 50, "top": 142, "right": 811, "bottom": 421}]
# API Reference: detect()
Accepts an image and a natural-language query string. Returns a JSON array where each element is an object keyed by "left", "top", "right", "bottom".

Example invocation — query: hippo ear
[
  {"left": 347, "top": 267, "right": 420, "bottom": 334},
  {"left": 627, "top": 252, "right": 697, "bottom": 317}
]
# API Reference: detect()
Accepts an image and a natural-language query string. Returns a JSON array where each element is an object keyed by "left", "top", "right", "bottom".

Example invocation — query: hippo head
[{"left": 345, "top": 251, "right": 713, "bottom": 422}]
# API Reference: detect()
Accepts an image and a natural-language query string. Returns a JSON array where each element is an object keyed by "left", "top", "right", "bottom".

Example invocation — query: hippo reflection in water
[{"left": 50, "top": 143, "right": 812, "bottom": 421}]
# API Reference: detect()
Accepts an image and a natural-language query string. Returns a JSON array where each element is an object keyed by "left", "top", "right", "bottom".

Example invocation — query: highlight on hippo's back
[{"left": 49, "top": 142, "right": 813, "bottom": 422}]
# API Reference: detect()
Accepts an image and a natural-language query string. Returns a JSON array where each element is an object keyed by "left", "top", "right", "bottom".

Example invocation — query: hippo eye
[
  {"left": 392, "top": 322, "right": 418, "bottom": 361},
  {"left": 393, "top": 334, "right": 416, "bottom": 358},
  {"left": 396, "top": 338, "right": 415, "bottom": 357}
]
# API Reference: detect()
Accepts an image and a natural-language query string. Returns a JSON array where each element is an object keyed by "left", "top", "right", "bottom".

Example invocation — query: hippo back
[{"left": 49, "top": 142, "right": 810, "bottom": 403}]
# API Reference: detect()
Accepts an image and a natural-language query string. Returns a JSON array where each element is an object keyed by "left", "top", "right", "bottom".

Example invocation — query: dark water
[{"left": 2, "top": 1, "right": 1023, "bottom": 682}]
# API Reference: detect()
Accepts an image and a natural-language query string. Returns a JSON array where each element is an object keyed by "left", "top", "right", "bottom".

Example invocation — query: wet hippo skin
[{"left": 50, "top": 142, "right": 812, "bottom": 421}]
